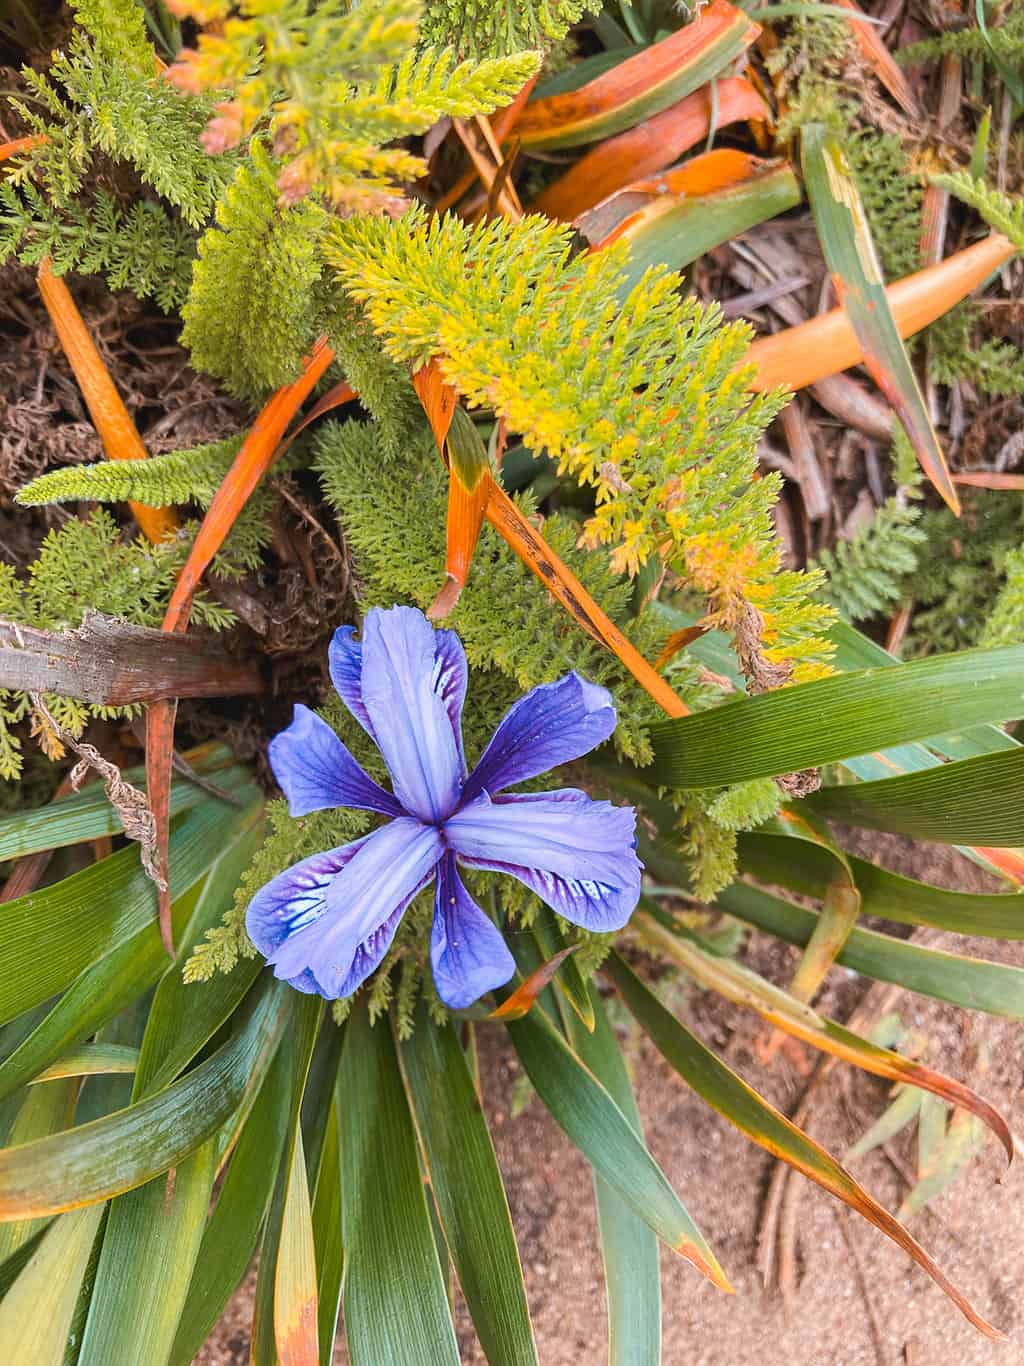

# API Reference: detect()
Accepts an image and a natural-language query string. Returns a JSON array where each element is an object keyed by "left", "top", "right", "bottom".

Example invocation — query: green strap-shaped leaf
[
  {"left": 28, "top": 1044, "right": 139, "bottom": 1085},
  {"left": 74, "top": 826, "right": 269, "bottom": 1366},
  {"left": 0, "top": 1076, "right": 78, "bottom": 1263},
  {"left": 134, "top": 818, "right": 265, "bottom": 1095},
  {"left": 801, "top": 748, "right": 1024, "bottom": 846},
  {"left": 338, "top": 1001, "right": 460, "bottom": 1366},
  {"left": 77, "top": 1138, "right": 218, "bottom": 1366},
  {"left": 635, "top": 907, "right": 1011, "bottom": 1157},
  {"left": 0, "top": 743, "right": 240, "bottom": 862},
  {"left": 801, "top": 121, "right": 958, "bottom": 510},
  {"left": 0, "top": 878, "right": 203, "bottom": 1104},
  {"left": 737, "top": 830, "right": 1024, "bottom": 938},
  {"left": 400, "top": 1005, "right": 538, "bottom": 1366},
  {"left": 504, "top": 1006, "right": 731, "bottom": 1291},
  {"left": 0, "top": 980, "right": 289, "bottom": 1221},
  {"left": 274, "top": 1126, "right": 318, "bottom": 1366},
  {"left": 169, "top": 1036, "right": 294, "bottom": 1366},
  {"left": 250, "top": 997, "right": 322, "bottom": 1366},
  {"left": 559, "top": 982, "right": 661, "bottom": 1366},
  {"left": 648, "top": 644, "right": 1024, "bottom": 788},
  {"left": 718, "top": 881, "right": 1024, "bottom": 1017},
  {"left": 0, "top": 796, "right": 255, "bottom": 1027},
  {"left": 0, "top": 1204, "right": 105, "bottom": 1365},
  {"left": 605, "top": 955, "right": 1001, "bottom": 1338},
  {"left": 311, "top": 1095, "right": 344, "bottom": 1365}
]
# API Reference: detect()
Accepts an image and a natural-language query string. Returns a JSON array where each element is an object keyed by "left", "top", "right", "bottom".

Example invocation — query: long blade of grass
[
  {"left": 557, "top": 982, "right": 662, "bottom": 1366},
  {"left": 719, "top": 881, "right": 1024, "bottom": 1018},
  {"left": 400, "top": 1007, "right": 538, "bottom": 1366},
  {"left": 607, "top": 953, "right": 1002, "bottom": 1339},
  {"left": 0, "top": 981, "right": 288, "bottom": 1220},
  {"left": 633, "top": 909, "right": 1012, "bottom": 1159},
  {"left": 504, "top": 1005, "right": 732, "bottom": 1290},
  {"left": 0, "top": 1204, "right": 105, "bottom": 1364},
  {"left": 516, "top": 0, "right": 759, "bottom": 149},
  {"left": 338, "top": 1000, "right": 460, "bottom": 1366},
  {"left": 647, "top": 643, "right": 1024, "bottom": 788},
  {"left": 800, "top": 123, "right": 958, "bottom": 511},
  {"left": 801, "top": 748, "right": 1024, "bottom": 846}
]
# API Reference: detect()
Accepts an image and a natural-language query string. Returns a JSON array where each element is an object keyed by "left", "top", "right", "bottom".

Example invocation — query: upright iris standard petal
[
  {"left": 462, "top": 673, "right": 617, "bottom": 803},
  {"left": 430, "top": 853, "right": 516, "bottom": 1009},
  {"left": 446, "top": 790, "right": 642, "bottom": 932},
  {"left": 269, "top": 818, "right": 444, "bottom": 997},
  {"left": 246, "top": 835, "right": 373, "bottom": 994},
  {"left": 268, "top": 704, "right": 403, "bottom": 819},
  {"left": 328, "top": 626, "right": 375, "bottom": 738},
  {"left": 359, "top": 606, "right": 466, "bottom": 823}
]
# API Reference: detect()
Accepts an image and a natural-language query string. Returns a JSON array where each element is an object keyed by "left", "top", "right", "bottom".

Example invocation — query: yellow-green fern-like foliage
[
  {"left": 421, "top": 0, "right": 599, "bottom": 57},
  {"left": 330, "top": 208, "right": 836, "bottom": 681},
  {"left": 167, "top": 0, "right": 539, "bottom": 209}
]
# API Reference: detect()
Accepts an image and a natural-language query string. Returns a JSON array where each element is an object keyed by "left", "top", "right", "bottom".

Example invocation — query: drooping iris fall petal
[{"left": 430, "top": 852, "right": 517, "bottom": 1009}]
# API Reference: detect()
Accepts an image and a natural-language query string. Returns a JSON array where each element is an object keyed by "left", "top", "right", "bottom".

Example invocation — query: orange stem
[
  {"left": 37, "top": 259, "right": 179, "bottom": 545},
  {"left": 746, "top": 234, "right": 1016, "bottom": 392}
]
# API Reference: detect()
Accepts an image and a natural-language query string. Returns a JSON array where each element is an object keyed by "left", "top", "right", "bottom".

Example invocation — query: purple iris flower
[{"left": 246, "top": 605, "right": 642, "bottom": 1010}]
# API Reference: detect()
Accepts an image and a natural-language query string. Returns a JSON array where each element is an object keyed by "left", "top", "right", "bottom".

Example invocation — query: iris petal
[
  {"left": 360, "top": 606, "right": 466, "bottom": 823},
  {"left": 446, "top": 790, "right": 642, "bottom": 932},
  {"left": 246, "top": 835, "right": 372, "bottom": 994},
  {"left": 267, "top": 818, "right": 443, "bottom": 998},
  {"left": 430, "top": 853, "right": 515, "bottom": 1009},
  {"left": 328, "top": 625, "right": 375, "bottom": 739},
  {"left": 462, "top": 672, "right": 616, "bottom": 803},
  {"left": 268, "top": 704, "right": 403, "bottom": 818}
]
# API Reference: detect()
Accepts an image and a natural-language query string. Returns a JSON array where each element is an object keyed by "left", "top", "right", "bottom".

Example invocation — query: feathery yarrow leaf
[
  {"left": 933, "top": 172, "right": 1024, "bottom": 253},
  {"left": 330, "top": 208, "right": 835, "bottom": 678}
]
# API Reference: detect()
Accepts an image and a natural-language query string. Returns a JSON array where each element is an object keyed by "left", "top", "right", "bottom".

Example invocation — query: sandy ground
[{"left": 197, "top": 841, "right": 1024, "bottom": 1366}]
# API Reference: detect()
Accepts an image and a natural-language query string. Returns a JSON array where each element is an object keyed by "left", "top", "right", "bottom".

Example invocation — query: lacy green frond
[
  {"left": 819, "top": 498, "right": 925, "bottom": 623},
  {"left": 181, "top": 144, "right": 327, "bottom": 399},
  {"left": 0, "top": 185, "right": 194, "bottom": 312},
  {"left": 420, "top": 0, "right": 598, "bottom": 57},
  {"left": 928, "top": 305, "right": 1024, "bottom": 398},
  {"left": 846, "top": 129, "right": 924, "bottom": 281},
  {"left": 17, "top": 436, "right": 280, "bottom": 576},
  {"left": 330, "top": 208, "right": 836, "bottom": 678},
  {"left": 11, "top": 0, "right": 230, "bottom": 224},
  {"left": 899, "top": 7, "right": 1024, "bottom": 71},
  {"left": 168, "top": 0, "right": 539, "bottom": 207},
  {"left": 902, "top": 493, "right": 1024, "bottom": 656},
  {"left": 982, "top": 545, "right": 1024, "bottom": 648},
  {"left": 932, "top": 172, "right": 1024, "bottom": 253}
]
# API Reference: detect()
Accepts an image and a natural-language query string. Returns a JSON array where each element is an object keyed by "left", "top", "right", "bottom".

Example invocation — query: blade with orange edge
[
  {"left": 580, "top": 150, "right": 801, "bottom": 291},
  {"left": 745, "top": 233, "right": 1016, "bottom": 390},
  {"left": 531, "top": 76, "right": 768, "bottom": 222},
  {"left": 487, "top": 947, "right": 579, "bottom": 1021},
  {"left": 608, "top": 950, "right": 1006, "bottom": 1340},
  {"left": 800, "top": 123, "right": 959, "bottom": 512},
  {"left": 148, "top": 338, "right": 341, "bottom": 953},
  {"left": 515, "top": 0, "right": 759, "bottom": 151},
  {"left": 0, "top": 134, "right": 45, "bottom": 162},
  {"left": 36, "top": 260, "right": 178, "bottom": 545}
]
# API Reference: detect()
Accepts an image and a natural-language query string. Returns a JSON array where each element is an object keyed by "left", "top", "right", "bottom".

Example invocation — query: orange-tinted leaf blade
[
  {"left": 488, "top": 946, "right": 579, "bottom": 1021},
  {"left": 516, "top": 0, "right": 759, "bottom": 150},
  {"left": 833, "top": 0, "right": 920, "bottom": 116},
  {"left": 607, "top": 952, "right": 1004, "bottom": 1340},
  {"left": 531, "top": 77, "right": 768, "bottom": 221}
]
